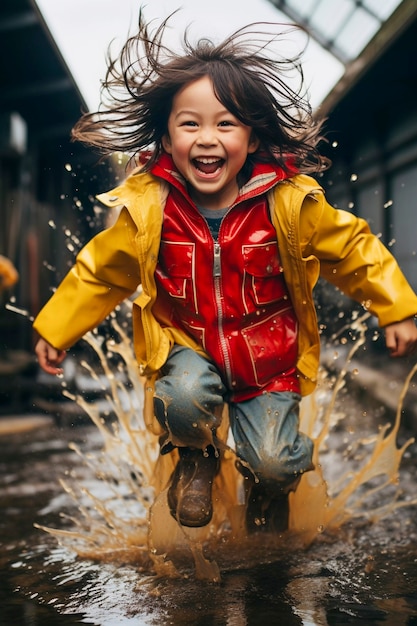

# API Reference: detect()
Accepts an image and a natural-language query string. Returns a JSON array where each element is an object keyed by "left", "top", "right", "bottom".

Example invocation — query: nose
[{"left": 197, "top": 126, "right": 218, "bottom": 146}]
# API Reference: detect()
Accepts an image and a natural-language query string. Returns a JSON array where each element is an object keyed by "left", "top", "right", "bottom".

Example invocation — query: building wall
[
  {"left": 323, "top": 104, "right": 417, "bottom": 294},
  {"left": 321, "top": 11, "right": 417, "bottom": 296}
]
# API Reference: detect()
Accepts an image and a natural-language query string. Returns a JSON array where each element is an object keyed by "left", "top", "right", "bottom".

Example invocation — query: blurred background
[{"left": 1, "top": 0, "right": 417, "bottom": 417}]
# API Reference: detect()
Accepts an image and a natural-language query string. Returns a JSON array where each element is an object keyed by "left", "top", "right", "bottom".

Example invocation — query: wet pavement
[
  {"left": 2, "top": 323, "right": 417, "bottom": 625},
  {"left": 1, "top": 399, "right": 417, "bottom": 625}
]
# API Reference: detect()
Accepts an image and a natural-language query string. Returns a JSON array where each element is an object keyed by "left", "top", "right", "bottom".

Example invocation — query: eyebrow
[
  {"left": 174, "top": 109, "right": 199, "bottom": 118},
  {"left": 174, "top": 107, "right": 233, "bottom": 119}
]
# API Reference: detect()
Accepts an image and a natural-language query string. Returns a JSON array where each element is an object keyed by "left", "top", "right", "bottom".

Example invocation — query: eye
[
  {"left": 181, "top": 120, "right": 198, "bottom": 127},
  {"left": 218, "top": 120, "right": 235, "bottom": 127}
]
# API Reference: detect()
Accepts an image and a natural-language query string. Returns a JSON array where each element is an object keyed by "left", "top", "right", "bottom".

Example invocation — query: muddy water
[
  {"left": 1, "top": 417, "right": 417, "bottom": 625},
  {"left": 2, "top": 322, "right": 417, "bottom": 624}
]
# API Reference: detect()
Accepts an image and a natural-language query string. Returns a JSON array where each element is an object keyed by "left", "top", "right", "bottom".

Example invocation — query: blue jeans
[{"left": 154, "top": 346, "right": 313, "bottom": 488}]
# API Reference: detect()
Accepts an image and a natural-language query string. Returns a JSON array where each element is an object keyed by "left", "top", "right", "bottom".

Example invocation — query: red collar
[{"left": 150, "top": 152, "right": 296, "bottom": 206}]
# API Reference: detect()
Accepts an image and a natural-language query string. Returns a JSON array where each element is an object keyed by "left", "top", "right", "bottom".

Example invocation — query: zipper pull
[{"left": 213, "top": 242, "right": 221, "bottom": 277}]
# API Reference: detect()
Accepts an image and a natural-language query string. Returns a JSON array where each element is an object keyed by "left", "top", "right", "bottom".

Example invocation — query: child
[{"left": 34, "top": 14, "right": 417, "bottom": 531}]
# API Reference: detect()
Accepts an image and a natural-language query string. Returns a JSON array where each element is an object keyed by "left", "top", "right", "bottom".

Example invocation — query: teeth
[{"left": 197, "top": 157, "right": 220, "bottom": 164}]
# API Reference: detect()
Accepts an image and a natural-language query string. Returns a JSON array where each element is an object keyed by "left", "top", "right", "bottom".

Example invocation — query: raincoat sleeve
[
  {"left": 33, "top": 206, "right": 141, "bottom": 350},
  {"left": 304, "top": 192, "right": 417, "bottom": 327}
]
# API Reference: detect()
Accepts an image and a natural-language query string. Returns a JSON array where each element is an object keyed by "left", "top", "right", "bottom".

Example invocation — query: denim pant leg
[
  {"left": 154, "top": 346, "right": 227, "bottom": 451},
  {"left": 229, "top": 391, "right": 314, "bottom": 489}
]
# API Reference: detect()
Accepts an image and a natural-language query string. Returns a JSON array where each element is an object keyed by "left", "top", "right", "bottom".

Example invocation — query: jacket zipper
[{"left": 213, "top": 241, "right": 233, "bottom": 387}]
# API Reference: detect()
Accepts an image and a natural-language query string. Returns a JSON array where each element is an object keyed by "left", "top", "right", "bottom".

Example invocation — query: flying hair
[{"left": 71, "top": 10, "right": 330, "bottom": 175}]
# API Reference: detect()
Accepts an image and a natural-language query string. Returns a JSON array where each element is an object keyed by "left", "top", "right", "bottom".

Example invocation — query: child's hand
[
  {"left": 384, "top": 317, "right": 417, "bottom": 357},
  {"left": 35, "top": 338, "right": 66, "bottom": 375}
]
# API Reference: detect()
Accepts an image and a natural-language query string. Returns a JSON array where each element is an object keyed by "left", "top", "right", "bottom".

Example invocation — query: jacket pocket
[
  {"left": 241, "top": 308, "right": 298, "bottom": 386},
  {"left": 242, "top": 241, "right": 289, "bottom": 313},
  {"left": 155, "top": 240, "right": 198, "bottom": 313}
]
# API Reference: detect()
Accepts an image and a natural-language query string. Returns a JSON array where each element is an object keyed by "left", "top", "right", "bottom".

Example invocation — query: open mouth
[{"left": 192, "top": 157, "right": 224, "bottom": 175}]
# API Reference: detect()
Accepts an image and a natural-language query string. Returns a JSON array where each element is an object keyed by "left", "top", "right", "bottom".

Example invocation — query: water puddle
[{"left": 2, "top": 311, "right": 417, "bottom": 624}]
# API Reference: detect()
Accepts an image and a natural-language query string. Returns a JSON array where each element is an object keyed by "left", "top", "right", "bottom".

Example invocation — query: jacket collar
[{"left": 150, "top": 152, "right": 295, "bottom": 207}]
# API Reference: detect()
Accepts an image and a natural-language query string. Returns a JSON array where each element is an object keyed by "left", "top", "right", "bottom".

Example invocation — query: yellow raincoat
[{"left": 33, "top": 171, "right": 417, "bottom": 400}]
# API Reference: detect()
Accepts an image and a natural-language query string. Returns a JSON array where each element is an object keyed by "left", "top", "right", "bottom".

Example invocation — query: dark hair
[{"left": 72, "top": 11, "right": 330, "bottom": 175}]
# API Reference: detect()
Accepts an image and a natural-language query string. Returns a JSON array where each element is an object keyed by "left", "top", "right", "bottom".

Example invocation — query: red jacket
[{"left": 151, "top": 154, "right": 300, "bottom": 401}]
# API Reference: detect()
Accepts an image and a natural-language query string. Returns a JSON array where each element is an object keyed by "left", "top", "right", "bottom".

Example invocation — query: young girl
[{"left": 34, "top": 14, "right": 417, "bottom": 531}]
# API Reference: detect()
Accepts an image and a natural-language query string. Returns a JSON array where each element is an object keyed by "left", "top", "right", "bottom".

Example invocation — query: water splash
[
  {"left": 36, "top": 310, "right": 417, "bottom": 581},
  {"left": 290, "top": 318, "right": 417, "bottom": 546}
]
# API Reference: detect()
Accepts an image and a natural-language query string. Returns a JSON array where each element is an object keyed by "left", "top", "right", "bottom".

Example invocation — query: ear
[
  {"left": 247, "top": 133, "right": 260, "bottom": 154},
  {"left": 162, "top": 134, "right": 172, "bottom": 154}
]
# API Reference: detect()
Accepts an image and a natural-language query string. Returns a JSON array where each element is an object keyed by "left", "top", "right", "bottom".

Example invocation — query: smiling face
[{"left": 162, "top": 76, "right": 259, "bottom": 210}]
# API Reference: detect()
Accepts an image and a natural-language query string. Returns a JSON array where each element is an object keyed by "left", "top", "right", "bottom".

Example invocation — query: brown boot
[{"left": 167, "top": 447, "right": 219, "bottom": 527}]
